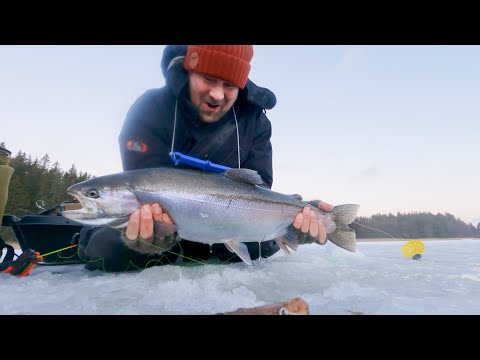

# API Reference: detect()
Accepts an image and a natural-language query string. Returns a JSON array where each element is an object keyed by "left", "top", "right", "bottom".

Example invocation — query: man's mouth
[
  {"left": 206, "top": 102, "right": 220, "bottom": 110},
  {"left": 203, "top": 102, "right": 221, "bottom": 113}
]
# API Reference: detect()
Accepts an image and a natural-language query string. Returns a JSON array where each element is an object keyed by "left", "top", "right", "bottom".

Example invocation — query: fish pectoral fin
[
  {"left": 225, "top": 240, "right": 253, "bottom": 265},
  {"left": 274, "top": 237, "right": 292, "bottom": 255},
  {"left": 274, "top": 233, "right": 299, "bottom": 254},
  {"left": 224, "top": 243, "right": 235, "bottom": 253},
  {"left": 153, "top": 221, "right": 178, "bottom": 237},
  {"left": 273, "top": 226, "right": 302, "bottom": 254}
]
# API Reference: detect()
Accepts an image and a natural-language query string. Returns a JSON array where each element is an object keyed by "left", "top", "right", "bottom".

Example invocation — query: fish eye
[{"left": 86, "top": 189, "right": 99, "bottom": 198}]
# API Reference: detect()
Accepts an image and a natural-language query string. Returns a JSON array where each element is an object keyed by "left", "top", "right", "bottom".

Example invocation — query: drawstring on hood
[{"left": 169, "top": 98, "right": 242, "bottom": 170}]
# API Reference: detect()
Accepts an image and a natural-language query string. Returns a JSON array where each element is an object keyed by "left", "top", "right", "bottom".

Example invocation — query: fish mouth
[
  {"left": 62, "top": 207, "right": 101, "bottom": 223},
  {"left": 61, "top": 189, "right": 105, "bottom": 224},
  {"left": 62, "top": 208, "right": 129, "bottom": 227}
]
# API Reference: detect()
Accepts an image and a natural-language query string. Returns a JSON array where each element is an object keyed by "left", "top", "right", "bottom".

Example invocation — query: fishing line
[
  {"left": 135, "top": 236, "right": 209, "bottom": 266},
  {"left": 93, "top": 226, "right": 213, "bottom": 267},
  {"left": 352, "top": 221, "right": 398, "bottom": 240},
  {"left": 353, "top": 221, "right": 426, "bottom": 260},
  {"left": 24, "top": 209, "right": 211, "bottom": 269},
  {"left": 232, "top": 106, "right": 241, "bottom": 169},
  {"left": 132, "top": 234, "right": 241, "bottom": 267},
  {"left": 169, "top": 100, "right": 179, "bottom": 157},
  {"left": 36, "top": 244, "right": 78, "bottom": 259},
  {"left": 47, "top": 208, "right": 236, "bottom": 268}
]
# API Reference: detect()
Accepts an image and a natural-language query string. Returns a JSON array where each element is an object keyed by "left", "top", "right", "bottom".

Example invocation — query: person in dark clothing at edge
[{"left": 77, "top": 45, "right": 334, "bottom": 272}]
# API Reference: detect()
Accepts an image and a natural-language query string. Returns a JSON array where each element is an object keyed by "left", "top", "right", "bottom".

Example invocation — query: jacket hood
[{"left": 160, "top": 45, "right": 277, "bottom": 110}]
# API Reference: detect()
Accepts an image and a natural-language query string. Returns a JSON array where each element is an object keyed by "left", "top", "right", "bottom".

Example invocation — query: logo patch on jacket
[{"left": 126, "top": 140, "right": 148, "bottom": 153}]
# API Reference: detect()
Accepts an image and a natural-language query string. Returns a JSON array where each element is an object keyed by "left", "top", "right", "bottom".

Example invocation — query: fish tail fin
[
  {"left": 329, "top": 204, "right": 360, "bottom": 252},
  {"left": 333, "top": 204, "right": 359, "bottom": 225}
]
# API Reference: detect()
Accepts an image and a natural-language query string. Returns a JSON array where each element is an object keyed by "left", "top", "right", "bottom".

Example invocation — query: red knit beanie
[{"left": 183, "top": 45, "right": 254, "bottom": 89}]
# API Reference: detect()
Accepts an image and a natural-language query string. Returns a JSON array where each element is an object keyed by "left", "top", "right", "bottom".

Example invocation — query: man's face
[{"left": 188, "top": 72, "right": 239, "bottom": 123}]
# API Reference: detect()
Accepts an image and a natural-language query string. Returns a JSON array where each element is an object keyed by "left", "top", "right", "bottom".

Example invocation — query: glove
[{"left": 121, "top": 229, "right": 179, "bottom": 255}]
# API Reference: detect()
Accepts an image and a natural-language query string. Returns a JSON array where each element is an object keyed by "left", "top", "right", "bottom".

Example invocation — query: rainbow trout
[{"left": 63, "top": 167, "right": 360, "bottom": 264}]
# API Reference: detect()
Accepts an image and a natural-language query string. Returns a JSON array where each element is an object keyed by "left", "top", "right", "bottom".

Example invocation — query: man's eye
[{"left": 203, "top": 76, "right": 215, "bottom": 82}]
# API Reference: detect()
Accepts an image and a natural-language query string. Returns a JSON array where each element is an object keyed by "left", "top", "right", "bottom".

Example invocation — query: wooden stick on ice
[{"left": 219, "top": 297, "right": 309, "bottom": 315}]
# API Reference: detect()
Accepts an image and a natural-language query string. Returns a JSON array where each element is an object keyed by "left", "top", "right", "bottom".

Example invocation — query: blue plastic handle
[{"left": 170, "top": 152, "right": 232, "bottom": 173}]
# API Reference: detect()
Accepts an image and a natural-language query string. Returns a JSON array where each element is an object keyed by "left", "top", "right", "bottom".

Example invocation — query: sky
[
  {"left": 1, "top": 45, "right": 479, "bottom": 226},
  {"left": 2, "top": 239, "right": 480, "bottom": 314}
]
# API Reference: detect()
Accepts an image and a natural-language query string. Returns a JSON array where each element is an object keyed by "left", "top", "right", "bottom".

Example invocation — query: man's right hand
[{"left": 126, "top": 203, "right": 174, "bottom": 241}]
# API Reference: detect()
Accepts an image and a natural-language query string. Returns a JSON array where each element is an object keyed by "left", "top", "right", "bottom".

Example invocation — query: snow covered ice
[{"left": 1, "top": 239, "right": 479, "bottom": 315}]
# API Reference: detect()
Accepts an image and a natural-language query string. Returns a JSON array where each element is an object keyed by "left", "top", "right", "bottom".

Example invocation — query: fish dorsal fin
[
  {"left": 224, "top": 168, "right": 264, "bottom": 186},
  {"left": 225, "top": 240, "right": 253, "bottom": 265}
]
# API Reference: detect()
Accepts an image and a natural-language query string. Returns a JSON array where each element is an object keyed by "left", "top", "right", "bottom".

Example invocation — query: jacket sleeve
[
  {"left": 241, "top": 111, "right": 273, "bottom": 188},
  {"left": 118, "top": 89, "right": 173, "bottom": 171}
]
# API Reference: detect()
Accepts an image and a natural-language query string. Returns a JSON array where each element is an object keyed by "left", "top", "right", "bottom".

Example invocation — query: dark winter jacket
[{"left": 118, "top": 45, "right": 277, "bottom": 187}]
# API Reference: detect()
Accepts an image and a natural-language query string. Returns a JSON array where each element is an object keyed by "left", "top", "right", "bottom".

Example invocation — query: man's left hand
[{"left": 292, "top": 201, "right": 334, "bottom": 245}]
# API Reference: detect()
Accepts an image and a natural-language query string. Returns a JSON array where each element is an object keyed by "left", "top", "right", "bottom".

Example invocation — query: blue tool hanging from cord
[{"left": 170, "top": 152, "right": 231, "bottom": 173}]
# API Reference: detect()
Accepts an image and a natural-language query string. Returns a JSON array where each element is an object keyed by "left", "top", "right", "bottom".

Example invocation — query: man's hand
[
  {"left": 292, "top": 201, "right": 334, "bottom": 245},
  {"left": 125, "top": 203, "right": 173, "bottom": 241},
  {"left": 123, "top": 203, "right": 176, "bottom": 254}
]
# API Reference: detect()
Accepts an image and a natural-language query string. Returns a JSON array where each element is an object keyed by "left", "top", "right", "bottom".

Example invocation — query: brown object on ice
[{"left": 219, "top": 297, "right": 309, "bottom": 315}]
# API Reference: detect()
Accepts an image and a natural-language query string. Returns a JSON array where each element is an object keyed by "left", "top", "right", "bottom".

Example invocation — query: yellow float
[{"left": 401, "top": 239, "right": 425, "bottom": 260}]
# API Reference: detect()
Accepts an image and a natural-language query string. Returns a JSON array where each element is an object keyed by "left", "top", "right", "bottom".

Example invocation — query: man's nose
[{"left": 209, "top": 84, "right": 224, "bottom": 101}]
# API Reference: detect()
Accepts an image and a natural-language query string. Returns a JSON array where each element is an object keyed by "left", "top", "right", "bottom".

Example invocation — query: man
[
  {"left": 0, "top": 146, "right": 13, "bottom": 223},
  {"left": 0, "top": 146, "right": 15, "bottom": 262},
  {"left": 77, "top": 45, "right": 333, "bottom": 272}
]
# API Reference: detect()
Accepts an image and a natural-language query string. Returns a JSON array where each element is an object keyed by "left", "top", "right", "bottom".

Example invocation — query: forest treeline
[
  {"left": 351, "top": 213, "right": 479, "bottom": 239},
  {"left": 2, "top": 146, "right": 92, "bottom": 218},
  {"left": 1, "top": 147, "right": 479, "bottom": 242}
]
